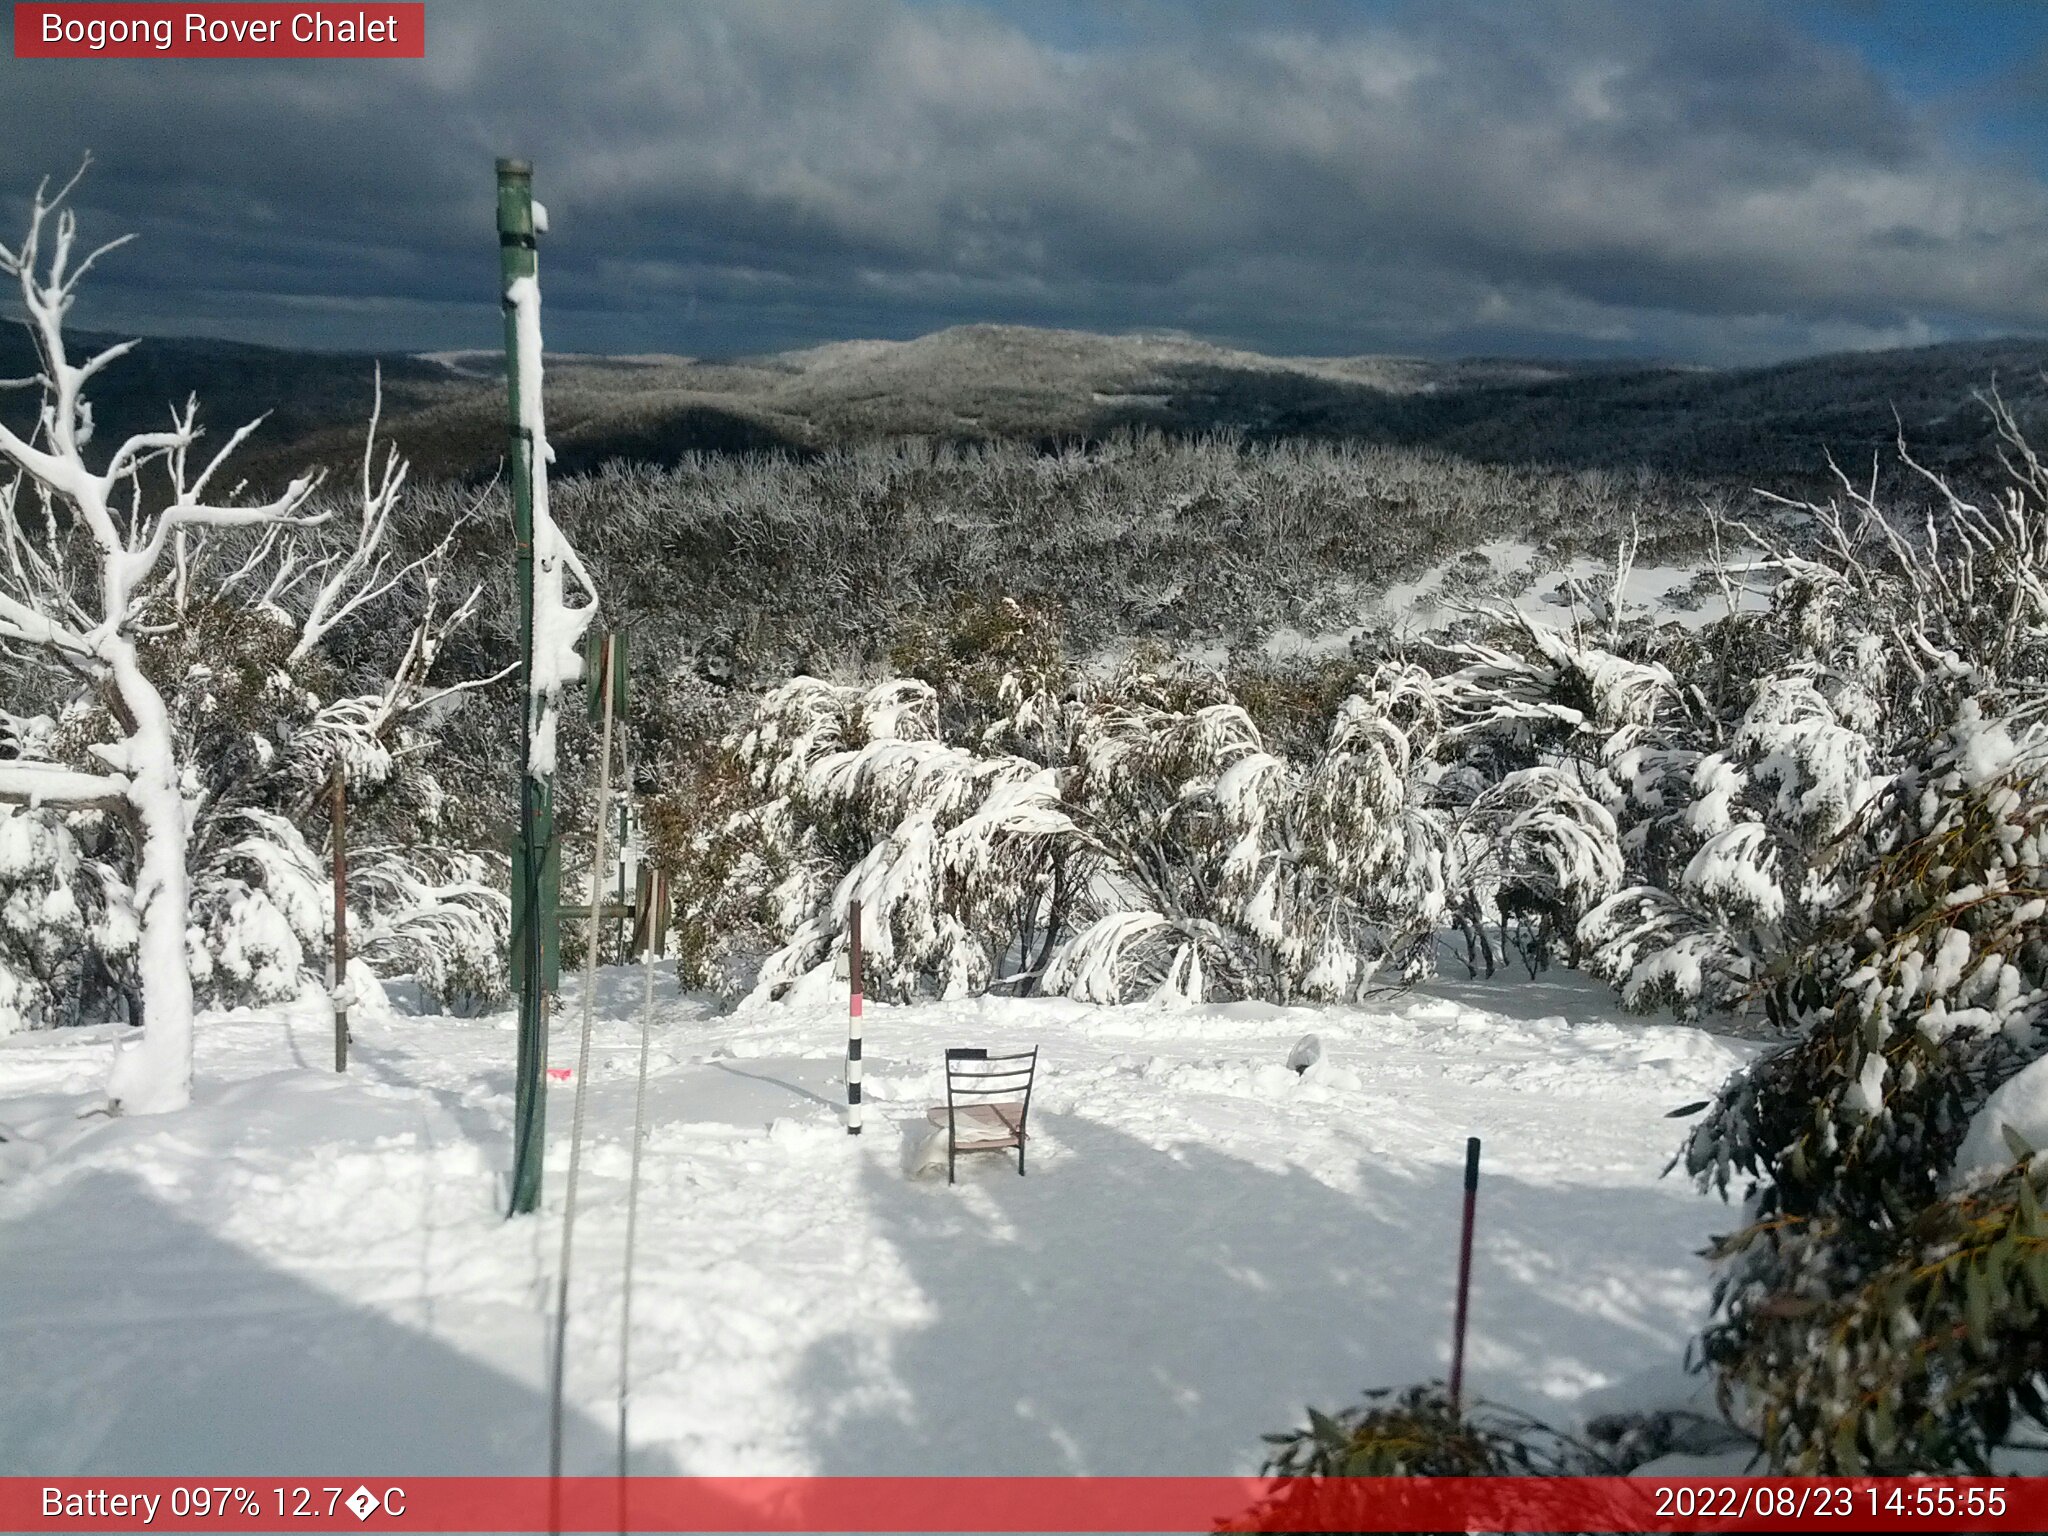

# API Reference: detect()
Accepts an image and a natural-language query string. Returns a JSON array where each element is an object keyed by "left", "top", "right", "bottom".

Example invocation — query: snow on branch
[
  {"left": 288, "top": 366, "right": 445, "bottom": 661},
  {"left": 0, "top": 166, "right": 326, "bottom": 645},
  {"left": 0, "top": 758, "right": 129, "bottom": 811}
]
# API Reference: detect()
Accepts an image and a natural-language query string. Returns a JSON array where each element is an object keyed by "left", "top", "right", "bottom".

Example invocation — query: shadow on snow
[{"left": 793, "top": 1111, "right": 1713, "bottom": 1474}]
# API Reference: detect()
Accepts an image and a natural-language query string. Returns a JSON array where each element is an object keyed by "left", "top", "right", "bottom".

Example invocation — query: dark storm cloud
[{"left": 1, "top": 0, "right": 2044, "bottom": 361}]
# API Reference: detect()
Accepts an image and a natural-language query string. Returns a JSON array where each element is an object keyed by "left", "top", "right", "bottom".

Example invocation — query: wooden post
[
  {"left": 614, "top": 797, "right": 629, "bottom": 962},
  {"left": 847, "top": 899, "right": 863, "bottom": 1135},
  {"left": 331, "top": 769, "right": 348, "bottom": 1073},
  {"left": 631, "top": 866, "right": 668, "bottom": 958},
  {"left": 586, "top": 626, "right": 631, "bottom": 966},
  {"left": 1449, "top": 1136, "right": 1481, "bottom": 1414}
]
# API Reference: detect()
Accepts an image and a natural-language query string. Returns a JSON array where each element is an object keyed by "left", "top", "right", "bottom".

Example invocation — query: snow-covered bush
[
  {"left": 188, "top": 809, "right": 330, "bottom": 1009},
  {"left": 685, "top": 672, "right": 1083, "bottom": 1004},
  {"left": 1199, "top": 660, "right": 1456, "bottom": 998},
  {"left": 1456, "top": 765, "right": 1622, "bottom": 974},
  {"left": 0, "top": 806, "right": 133, "bottom": 1034},
  {"left": 655, "top": 389, "right": 2048, "bottom": 1038},
  {"left": 353, "top": 846, "right": 510, "bottom": 1013},
  {"left": 1684, "top": 705, "right": 2048, "bottom": 1470},
  {"left": 887, "top": 591, "right": 1071, "bottom": 754},
  {"left": 671, "top": 648, "right": 1488, "bottom": 1007},
  {"left": 1578, "top": 674, "right": 1879, "bottom": 1016},
  {"left": 1571, "top": 411, "right": 2048, "bottom": 1023}
]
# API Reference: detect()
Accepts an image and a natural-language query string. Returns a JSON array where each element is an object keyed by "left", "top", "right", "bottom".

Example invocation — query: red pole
[
  {"left": 1448, "top": 1135, "right": 1481, "bottom": 1414},
  {"left": 847, "top": 899, "right": 863, "bottom": 1135}
]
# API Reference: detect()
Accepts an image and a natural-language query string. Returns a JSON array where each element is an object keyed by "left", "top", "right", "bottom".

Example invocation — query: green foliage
[
  {"left": 1226, "top": 659, "right": 1359, "bottom": 759},
  {"left": 1702, "top": 1157, "right": 2048, "bottom": 1472},
  {"left": 1256, "top": 1383, "right": 1592, "bottom": 1477},
  {"left": 1687, "top": 722, "right": 2048, "bottom": 1225},
  {"left": 1687, "top": 712, "right": 2048, "bottom": 1470},
  {"left": 651, "top": 746, "right": 795, "bottom": 999},
  {"left": 1235, "top": 1381, "right": 1622, "bottom": 1533},
  {"left": 887, "top": 591, "right": 1068, "bottom": 729}
]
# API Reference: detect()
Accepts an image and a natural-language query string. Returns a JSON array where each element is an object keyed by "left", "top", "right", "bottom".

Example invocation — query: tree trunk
[
  {"left": 1022, "top": 850, "right": 1071, "bottom": 997},
  {"left": 103, "top": 644, "right": 195, "bottom": 1116}
]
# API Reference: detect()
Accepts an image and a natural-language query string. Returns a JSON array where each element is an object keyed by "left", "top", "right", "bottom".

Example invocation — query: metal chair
[{"left": 926, "top": 1047, "right": 1037, "bottom": 1183}]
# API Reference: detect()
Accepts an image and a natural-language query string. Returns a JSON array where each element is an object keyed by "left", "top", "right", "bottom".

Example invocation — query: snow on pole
[
  {"left": 499, "top": 156, "right": 595, "bottom": 1218},
  {"left": 848, "top": 898, "right": 864, "bottom": 1135},
  {"left": 499, "top": 158, "right": 547, "bottom": 1217},
  {"left": 506, "top": 269, "right": 598, "bottom": 785},
  {"left": 1448, "top": 1136, "right": 1481, "bottom": 1415}
]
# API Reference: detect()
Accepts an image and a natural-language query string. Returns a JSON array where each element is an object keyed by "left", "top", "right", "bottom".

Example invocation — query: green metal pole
[{"left": 500, "top": 157, "right": 551, "bottom": 1217}]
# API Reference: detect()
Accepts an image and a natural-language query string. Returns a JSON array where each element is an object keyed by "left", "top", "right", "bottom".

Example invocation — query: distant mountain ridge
[{"left": 3, "top": 320, "right": 2042, "bottom": 489}]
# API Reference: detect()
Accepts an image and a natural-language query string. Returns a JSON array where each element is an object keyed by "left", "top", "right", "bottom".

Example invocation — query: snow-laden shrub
[
  {"left": 1557, "top": 404, "right": 2048, "bottom": 1024},
  {"left": 189, "top": 809, "right": 329, "bottom": 1009},
  {"left": 714, "top": 674, "right": 1084, "bottom": 1005},
  {"left": 1579, "top": 670, "right": 1882, "bottom": 1017},
  {"left": 183, "top": 811, "right": 510, "bottom": 1016},
  {"left": 656, "top": 744, "right": 795, "bottom": 1000},
  {"left": 1198, "top": 661, "right": 1456, "bottom": 998},
  {"left": 353, "top": 846, "right": 510, "bottom": 1013},
  {"left": 0, "top": 704, "right": 139, "bottom": 1032},
  {"left": 1454, "top": 765, "right": 1622, "bottom": 974},
  {"left": 0, "top": 807, "right": 134, "bottom": 1033},
  {"left": 674, "top": 651, "right": 1483, "bottom": 1007},
  {"left": 1684, "top": 704, "right": 2048, "bottom": 1470},
  {"left": 652, "top": 389, "right": 2048, "bottom": 1037},
  {"left": 1431, "top": 609, "right": 1676, "bottom": 749},
  {"left": 1058, "top": 685, "right": 1277, "bottom": 1000},
  {"left": 887, "top": 591, "right": 1071, "bottom": 756},
  {"left": 38, "top": 588, "right": 510, "bottom": 1019}
]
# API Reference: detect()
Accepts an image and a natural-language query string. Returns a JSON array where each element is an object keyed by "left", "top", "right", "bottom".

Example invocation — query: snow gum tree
[
  {"left": 1251, "top": 404, "right": 2048, "bottom": 1476},
  {"left": 0, "top": 170, "right": 496, "bottom": 1109},
  {"left": 0, "top": 171, "right": 330, "bottom": 1111},
  {"left": 1685, "top": 708, "right": 2048, "bottom": 1470}
]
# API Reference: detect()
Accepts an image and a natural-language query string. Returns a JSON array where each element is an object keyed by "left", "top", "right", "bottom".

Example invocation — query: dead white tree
[
  {"left": 213, "top": 370, "right": 508, "bottom": 799},
  {"left": 0, "top": 166, "right": 334, "bottom": 1112}
]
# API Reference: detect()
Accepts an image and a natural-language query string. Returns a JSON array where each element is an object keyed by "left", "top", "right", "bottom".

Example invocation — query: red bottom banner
[{"left": 4, "top": 1476, "right": 2044, "bottom": 1533}]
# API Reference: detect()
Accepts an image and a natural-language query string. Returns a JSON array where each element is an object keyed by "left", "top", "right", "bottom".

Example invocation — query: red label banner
[
  {"left": 13, "top": 4, "right": 425, "bottom": 58},
  {"left": 2, "top": 1476, "right": 2045, "bottom": 1532}
]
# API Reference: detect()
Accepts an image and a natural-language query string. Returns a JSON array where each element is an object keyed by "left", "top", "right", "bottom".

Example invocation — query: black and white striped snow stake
[{"left": 847, "top": 898, "right": 864, "bottom": 1135}]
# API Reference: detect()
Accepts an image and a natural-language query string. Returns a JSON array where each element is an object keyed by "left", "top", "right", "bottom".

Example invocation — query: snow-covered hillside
[{"left": 0, "top": 966, "right": 1750, "bottom": 1475}]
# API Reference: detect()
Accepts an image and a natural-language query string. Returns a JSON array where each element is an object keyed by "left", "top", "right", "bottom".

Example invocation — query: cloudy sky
[{"left": 2, "top": 0, "right": 2046, "bottom": 364}]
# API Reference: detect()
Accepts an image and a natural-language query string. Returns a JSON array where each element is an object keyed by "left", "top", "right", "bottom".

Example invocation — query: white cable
[
  {"left": 616, "top": 738, "right": 659, "bottom": 1526},
  {"left": 549, "top": 636, "right": 617, "bottom": 1494}
]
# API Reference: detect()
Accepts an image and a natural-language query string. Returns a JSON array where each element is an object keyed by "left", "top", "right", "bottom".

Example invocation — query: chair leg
[{"left": 1017, "top": 1142, "right": 1026, "bottom": 1176}]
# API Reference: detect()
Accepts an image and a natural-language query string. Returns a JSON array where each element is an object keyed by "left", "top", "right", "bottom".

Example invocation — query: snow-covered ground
[{"left": 0, "top": 966, "right": 1754, "bottom": 1476}]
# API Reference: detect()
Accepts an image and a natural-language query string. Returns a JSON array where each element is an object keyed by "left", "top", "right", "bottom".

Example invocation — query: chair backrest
[{"left": 943, "top": 1046, "right": 1038, "bottom": 1122}]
